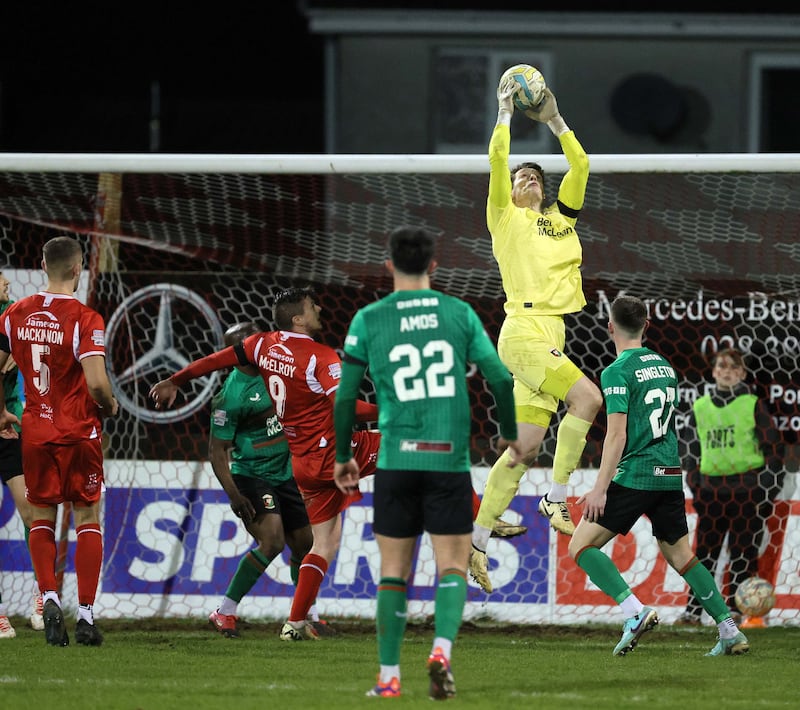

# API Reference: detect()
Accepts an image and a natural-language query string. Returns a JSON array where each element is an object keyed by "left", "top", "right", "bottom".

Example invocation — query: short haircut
[
  {"left": 510, "top": 161, "right": 545, "bottom": 189},
  {"left": 610, "top": 294, "right": 647, "bottom": 337},
  {"left": 43, "top": 236, "right": 83, "bottom": 280},
  {"left": 388, "top": 226, "right": 435, "bottom": 276},
  {"left": 223, "top": 321, "right": 259, "bottom": 348},
  {"left": 711, "top": 347, "right": 746, "bottom": 369},
  {"left": 272, "top": 286, "right": 316, "bottom": 330}
]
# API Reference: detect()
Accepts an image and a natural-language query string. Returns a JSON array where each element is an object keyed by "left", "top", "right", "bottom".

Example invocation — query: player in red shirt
[
  {"left": 150, "top": 287, "right": 381, "bottom": 640},
  {"left": 0, "top": 236, "right": 118, "bottom": 647},
  {"left": 151, "top": 287, "right": 524, "bottom": 637}
]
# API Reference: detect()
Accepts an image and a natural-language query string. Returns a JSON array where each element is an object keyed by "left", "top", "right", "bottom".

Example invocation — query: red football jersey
[
  {"left": 0, "top": 292, "right": 107, "bottom": 445},
  {"left": 242, "top": 330, "right": 341, "bottom": 458}
]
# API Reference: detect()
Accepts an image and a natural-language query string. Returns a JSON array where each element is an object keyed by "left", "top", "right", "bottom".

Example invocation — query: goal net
[{"left": 0, "top": 154, "right": 797, "bottom": 627}]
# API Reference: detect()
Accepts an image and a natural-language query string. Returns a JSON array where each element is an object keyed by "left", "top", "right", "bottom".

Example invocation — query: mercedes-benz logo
[{"left": 106, "top": 283, "right": 224, "bottom": 423}]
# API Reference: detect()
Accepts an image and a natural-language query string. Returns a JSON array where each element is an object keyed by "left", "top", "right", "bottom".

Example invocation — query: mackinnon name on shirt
[{"left": 17, "top": 326, "right": 64, "bottom": 344}]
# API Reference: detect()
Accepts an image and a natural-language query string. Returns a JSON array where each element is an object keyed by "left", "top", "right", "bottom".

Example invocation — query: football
[
  {"left": 500, "top": 64, "right": 547, "bottom": 111},
  {"left": 734, "top": 576, "right": 776, "bottom": 617}
]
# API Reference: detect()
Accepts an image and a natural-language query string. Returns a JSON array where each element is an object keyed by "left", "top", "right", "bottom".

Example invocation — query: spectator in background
[
  {"left": 679, "top": 347, "right": 781, "bottom": 628},
  {"left": 333, "top": 226, "right": 520, "bottom": 699},
  {"left": 0, "top": 270, "right": 44, "bottom": 638},
  {"left": 0, "top": 237, "right": 119, "bottom": 647}
]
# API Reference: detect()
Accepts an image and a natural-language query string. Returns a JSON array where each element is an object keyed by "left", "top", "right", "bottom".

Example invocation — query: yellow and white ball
[{"left": 500, "top": 64, "right": 547, "bottom": 111}]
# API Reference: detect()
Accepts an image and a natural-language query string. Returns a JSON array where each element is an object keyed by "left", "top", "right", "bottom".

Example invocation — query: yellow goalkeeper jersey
[{"left": 487, "top": 123, "right": 589, "bottom": 317}]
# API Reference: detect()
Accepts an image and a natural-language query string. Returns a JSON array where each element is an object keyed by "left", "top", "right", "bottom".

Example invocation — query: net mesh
[{"left": 0, "top": 164, "right": 797, "bottom": 626}]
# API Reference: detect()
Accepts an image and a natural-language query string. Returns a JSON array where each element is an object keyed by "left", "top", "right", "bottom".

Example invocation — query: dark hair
[
  {"left": 610, "top": 294, "right": 647, "bottom": 336},
  {"left": 43, "top": 236, "right": 83, "bottom": 279},
  {"left": 223, "top": 321, "right": 259, "bottom": 348},
  {"left": 272, "top": 287, "right": 316, "bottom": 330},
  {"left": 711, "top": 347, "right": 746, "bottom": 369},
  {"left": 388, "top": 226, "right": 435, "bottom": 276},
  {"left": 510, "top": 161, "right": 545, "bottom": 190}
]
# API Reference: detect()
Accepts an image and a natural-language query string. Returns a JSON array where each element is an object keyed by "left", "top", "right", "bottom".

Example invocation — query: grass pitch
[{"left": 1, "top": 616, "right": 796, "bottom": 709}]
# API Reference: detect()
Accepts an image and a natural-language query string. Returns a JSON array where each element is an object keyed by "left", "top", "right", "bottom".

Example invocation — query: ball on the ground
[
  {"left": 734, "top": 576, "right": 776, "bottom": 617},
  {"left": 500, "top": 64, "right": 547, "bottom": 111}
]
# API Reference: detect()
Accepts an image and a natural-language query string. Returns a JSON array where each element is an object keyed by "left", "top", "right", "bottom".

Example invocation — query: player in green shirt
[
  {"left": 567, "top": 295, "right": 748, "bottom": 657},
  {"left": 333, "top": 226, "right": 520, "bottom": 700},
  {"left": 0, "top": 270, "right": 42, "bottom": 638},
  {"left": 206, "top": 322, "right": 315, "bottom": 639}
]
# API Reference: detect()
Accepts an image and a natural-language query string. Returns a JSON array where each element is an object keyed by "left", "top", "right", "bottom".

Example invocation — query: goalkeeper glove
[
  {"left": 496, "top": 77, "right": 516, "bottom": 125},
  {"left": 524, "top": 88, "right": 570, "bottom": 136}
]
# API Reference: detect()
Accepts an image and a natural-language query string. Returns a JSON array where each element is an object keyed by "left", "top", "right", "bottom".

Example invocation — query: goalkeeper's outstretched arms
[
  {"left": 149, "top": 345, "right": 241, "bottom": 409},
  {"left": 525, "top": 87, "right": 589, "bottom": 215},
  {"left": 487, "top": 77, "right": 517, "bottom": 210},
  {"left": 524, "top": 87, "right": 569, "bottom": 136}
]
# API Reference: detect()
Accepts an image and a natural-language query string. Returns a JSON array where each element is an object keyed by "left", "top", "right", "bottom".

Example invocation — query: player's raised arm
[
  {"left": 149, "top": 346, "right": 241, "bottom": 409},
  {"left": 149, "top": 378, "right": 179, "bottom": 409},
  {"left": 525, "top": 87, "right": 589, "bottom": 214},
  {"left": 487, "top": 77, "right": 516, "bottom": 210}
]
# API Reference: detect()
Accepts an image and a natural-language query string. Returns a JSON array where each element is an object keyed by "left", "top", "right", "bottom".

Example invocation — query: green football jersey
[
  {"left": 0, "top": 299, "right": 22, "bottom": 433},
  {"left": 601, "top": 347, "right": 682, "bottom": 491},
  {"left": 340, "top": 288, "right": 515, "bottom": 472},
  {"left": 210, "top": 368, "right": 292, "bottom": 484}
]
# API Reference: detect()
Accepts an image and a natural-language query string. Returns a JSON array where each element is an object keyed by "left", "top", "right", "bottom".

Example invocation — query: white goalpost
[
  {"left": 0, "top": 152, "right": 798, "bottom": 173},
  {"left": 0, "top": 152, "right": 797, "bottom": 627}
]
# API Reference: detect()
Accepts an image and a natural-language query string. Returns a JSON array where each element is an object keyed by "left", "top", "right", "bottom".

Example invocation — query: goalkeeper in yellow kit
[{"left": 469, "top": 76, "right": 603, "bottom": 593}]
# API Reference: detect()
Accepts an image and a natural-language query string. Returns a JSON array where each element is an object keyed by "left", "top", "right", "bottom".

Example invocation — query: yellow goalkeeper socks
[
  {"left": 552, "top": 413, "right": 592, "bottom": 485},
  {"left": 475, "top": 449, "right": 527, "bottom": 531}
]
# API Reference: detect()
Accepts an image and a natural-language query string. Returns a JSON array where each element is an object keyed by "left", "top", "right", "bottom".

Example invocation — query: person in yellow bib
[
  {"left": 678, "top": 348, "right": 776, "bottom": 628},
  {"left": 469, "top": 76, "right": 603, "bottom": 593}
]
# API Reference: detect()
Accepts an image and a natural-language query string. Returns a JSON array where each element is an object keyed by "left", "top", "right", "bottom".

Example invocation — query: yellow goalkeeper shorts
[{"left": 498, "top": 314, "right": 585, "bottom": 423}]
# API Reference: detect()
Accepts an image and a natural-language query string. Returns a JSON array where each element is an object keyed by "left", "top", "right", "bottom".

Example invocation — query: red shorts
[
  {"left": 23, "top": 438, "right": 105, "bottom": 506},
  {"left": 292, "top": 429, "right": 380, "bottom": 525}
]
